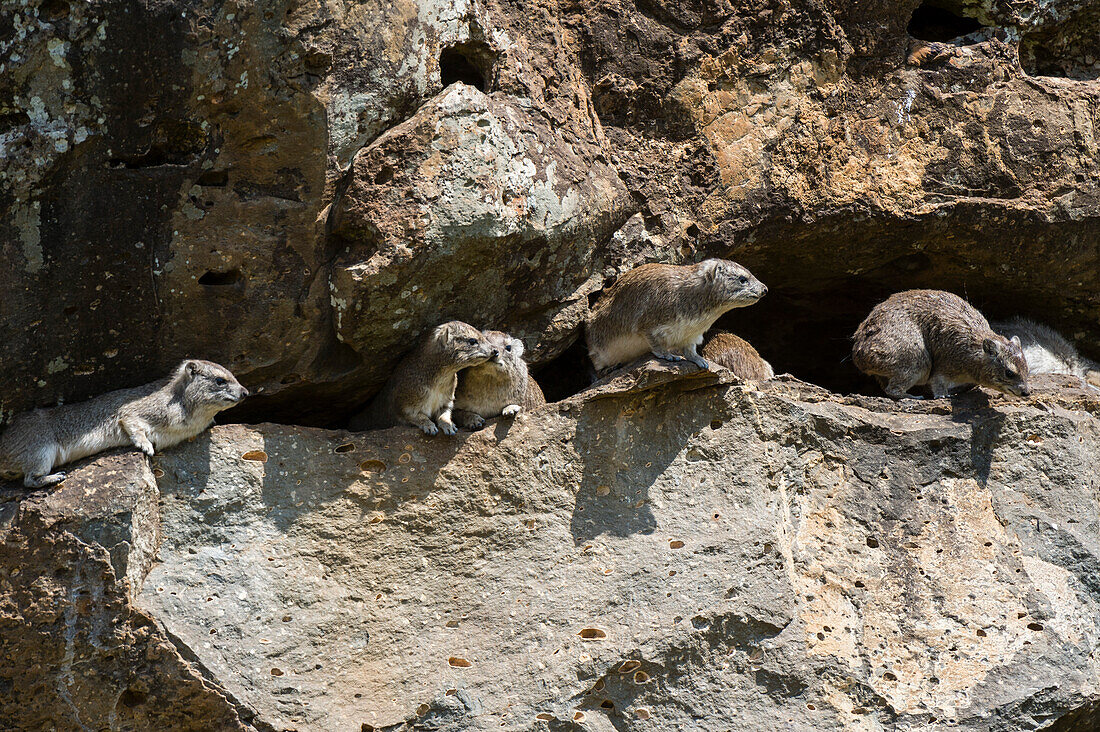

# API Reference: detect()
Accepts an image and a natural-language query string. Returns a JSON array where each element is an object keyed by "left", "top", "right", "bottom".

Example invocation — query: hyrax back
[
  {"left": 348, "top": 321, "right": 495, "bottom": 436},
  {"left": 852, "top": 289, "right": 1029, "bottom": 399},
  {"left": 0, "top": 359, "right": 247, "bottom": 489},
  {"left": 700, "top": 331, "right": 774, "bottom": 380},
  {"left": 453, "top": 330, "right": 546, "bottom": 429},
  {"left": 585, "top": 259, "right": 768, "bottom": 373},
  {"left": 991, "top": 316, "right": 1100, "bottom": 388}
]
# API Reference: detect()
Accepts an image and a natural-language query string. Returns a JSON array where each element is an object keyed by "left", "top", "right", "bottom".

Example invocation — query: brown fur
[
  {"left": 852, "top": 290, "right": 1030, "bottom": 399},
  {"left": 907, "top": 41, "right": 955, "bottom": 66},
  {"left": 992, "top": 316, "right": 1100, "bottom": 388},
  {"left": 453, "top": 331, "right": 546, "bottom": 429},
  {"left": 348, "top": 321, "right": 495, "bottom": 435},
  {"left": 700, "top": 331, "right": 774, "bottom": 381},
  {"left": 585, "top": 259, "right": 767, "bottom": 373}
]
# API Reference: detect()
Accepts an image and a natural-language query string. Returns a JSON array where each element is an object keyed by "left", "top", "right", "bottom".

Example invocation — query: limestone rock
[{"left": 3, "top": 368, "right": 1099, "bottom": 729}]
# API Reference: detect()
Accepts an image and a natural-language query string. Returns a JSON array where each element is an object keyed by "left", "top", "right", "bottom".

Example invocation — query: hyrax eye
[
  {"left": 467, "top": 338, "right": 478, "bottom": 345},
  {"left": 738, "top": 275, "right": 748, "bottom": 284},
  {"left": 215, "top": 377, "right": 227, "bottom": 386},
  {"left": 505, "top": 345, "right": 512, "bottom": 352}
]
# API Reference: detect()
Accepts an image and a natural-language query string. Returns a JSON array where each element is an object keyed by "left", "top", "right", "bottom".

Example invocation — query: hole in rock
[
  {"left": 439, "top": 41, "right": 495, "bottom": 91},
  {"left": 907, "top": 2, "right": 983, "bottom": 42},
  {"left": 866, "top": 537, "right": 879, "bottom": 548},
  {"left": 578, "top": 628, "right": 607, "bottom": 640},
  {"left": 448, "top": 657, "right": 472, "bottom": 667},
  {"left": 600, "top": 700, "right": 615, "bottom": 709},
  {"left": 198, "top": 268, "right": 243, "bottom": 287},
  {"left": 374, "top": 166, "right": 394, "bottom": 185},
  {"left": 1019, "top": 6, "right": 1100, "bottom": 81},
  {"left": 197, "top": 169, "right": 229, "bottom": 187},
  {"left": 334, "top": 442, "right": 356, "bottom": 453},
  {"left": 532, "top": 338, "right": 592, "bottom": 403},
  {"left": 618, "top": 660, "right": 641, "bottom": 673},
  {"left": 0, "top": 110, "right": 31, "bottom": 134},
  {"left": 118, "top": 688, "right": 147, "bottom": 708}
]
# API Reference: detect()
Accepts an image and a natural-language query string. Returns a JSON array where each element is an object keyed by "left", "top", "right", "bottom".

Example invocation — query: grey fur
[
  {"left": 585, "top": 259, "right": 768, "bottom": 373},
  {"left": 348, "top": 321, "right": 495, "bottom": 435},
  {"left": 700, "top": 330, "right": 775, "bottom": 381},
  {"left": 991, "top": 316, "right": 1100, "bottom": 388},
  {"left": 852, "top": 289, "right": 1030, "bottom": 400},
  {"left": 0, "top": 359, "right": 247, "bottom": 488},
  {"left": 453, "top": 330, "right": 547, "bottom": 429}
]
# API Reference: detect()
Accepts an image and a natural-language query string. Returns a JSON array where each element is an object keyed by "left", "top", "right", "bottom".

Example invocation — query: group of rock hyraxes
[{"left": 2, "top": 258, "right": 1098, "bottom": 489}]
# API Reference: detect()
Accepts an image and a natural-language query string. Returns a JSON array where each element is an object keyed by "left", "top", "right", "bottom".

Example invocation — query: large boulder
[{"left": 4, "top": 369, "right": 1099, "bottom": 729}]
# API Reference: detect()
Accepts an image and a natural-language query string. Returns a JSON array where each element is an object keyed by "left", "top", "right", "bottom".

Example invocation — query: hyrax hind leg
[
  {"left": 23, "top": 448, "right": 66, "bottom": 488},
  {"left": 646, "top": 331, "right": 708, "bottom": 369}
]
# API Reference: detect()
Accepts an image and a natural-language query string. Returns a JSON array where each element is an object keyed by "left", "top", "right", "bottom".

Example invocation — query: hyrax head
[
  {"left": 979, "top": 335, "right": 1030, "bottom": 397},
  {"left": 697, "top": 259, "right": 768, "bottom": 306},
  {"left": 179, "top": 359, "right": 249, "bottom": 406},
  {"left": 481, "top": 330, "right": 525, "bottom": 371},
  {"left": 436, "top": 321, "right": 496, "bottom": 367}
]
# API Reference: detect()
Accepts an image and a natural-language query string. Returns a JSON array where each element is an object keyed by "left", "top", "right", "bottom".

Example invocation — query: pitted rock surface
[{"left": 5, "top": 367, "right": 1098, "bottom": 729}]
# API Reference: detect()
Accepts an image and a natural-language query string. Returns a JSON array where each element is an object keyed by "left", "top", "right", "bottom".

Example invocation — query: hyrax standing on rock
[
  {"left": 453, "top": 330, "right": 546, "bottom": 429},
  {"left": 852, "top": 290, "right": 1029, "bottom": 399},
  {"left": 991, "top": 316, "right": 1100, "bottom": 388},
  {"left": 0, "top": 360, "right": 248, "bottom": 489},
  {"left": 586, "top": 259, "right": 768, "bottom": 373},
  {"left": 700, "top": 330, "right": 774, "bottom": 380},
  {"left": 349, "top": 321, "right": 495, "bottom": 435}
]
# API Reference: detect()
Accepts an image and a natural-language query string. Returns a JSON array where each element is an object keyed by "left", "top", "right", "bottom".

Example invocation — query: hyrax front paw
[
  {"left": 419, "top": 422, "right": 440, "bottom": 436},
  {"left": 501, "top": 404, "right": 521, "bottom": 417},
  {"left": 438, "top": 419, "right": 458, "bottom": 436}
]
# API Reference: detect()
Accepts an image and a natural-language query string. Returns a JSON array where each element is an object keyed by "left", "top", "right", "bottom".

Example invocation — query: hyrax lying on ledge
[
  {"left": 453, "top": 330, "right": 546, "bottom": 429},
  {"left": 852, "top": 289, "right": 1029, "bottom": 399},
  {"left": 700, "top": 330, "right": 774, "bottom": 380},
  {"left": 991, "top": 316, "right": 1100, "bottom": 388},
  {"left": 586, "top": 259, "right": 768, "bottom": 373},
  {"left": 349, "top": 321, "right": 494, "bottom": 435},
  {"left": 0, "top": 359, "right": 247, "bottom": 488}
]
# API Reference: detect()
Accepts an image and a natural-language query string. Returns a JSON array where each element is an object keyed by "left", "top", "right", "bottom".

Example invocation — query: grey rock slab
[{"left": 135, "top": 366, "right": 1100, "bottom": 730}]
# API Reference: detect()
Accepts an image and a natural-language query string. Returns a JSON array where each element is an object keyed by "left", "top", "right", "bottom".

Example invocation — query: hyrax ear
[
  {"left": 1010, "top": 335, "right": 1022, "bottom": 349},
  {"left": 700, "top": 259, "right": 721, "bottom": 281},
  {"left": 982, "top": 338, "right": 999, "bottom": 356},
  {"left": 181, "top": 360, "right": 199, "bottom": 376},
  {"left": 511, "top": 339, "right": 525, "bottom": 358}
]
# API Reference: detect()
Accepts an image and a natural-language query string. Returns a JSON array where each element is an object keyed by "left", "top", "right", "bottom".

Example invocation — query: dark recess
[
  {"left": 907, "top": 3, "right": 983, "bottom": 42},
  {"left": 439, "top": 41, "right": 495, "bottom": 91},
  {"left": 198, "top": 268, "right": 243, "bottom": 287},
  {"left": 534, "top": 338, "right": 594, "bottom": 403}
]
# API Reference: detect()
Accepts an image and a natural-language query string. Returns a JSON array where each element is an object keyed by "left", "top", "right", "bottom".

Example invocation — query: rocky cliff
[{"left": 2, "top": 0, "right": 1100, "bottom": 728}]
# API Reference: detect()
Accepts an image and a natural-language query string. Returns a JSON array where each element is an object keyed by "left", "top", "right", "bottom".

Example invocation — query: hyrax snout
[
  {"left": 586, "top": 258, "right": 768, "bottom": 373},
  {"left": 453, "top": 330, "right": 546, "bottom": 429},
  {"left": 853, "top": 289, "right": 1030, "bottom": 399}
]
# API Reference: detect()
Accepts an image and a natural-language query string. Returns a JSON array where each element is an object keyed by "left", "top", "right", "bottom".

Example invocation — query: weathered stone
[
  {"left": 5, "top": 367, "right": 1097, "bottom": 728},
  {"left": 4, "top": 0, "right": 1096, "bottom": 422},
  {"left": 329, "top": 83, "right": 633, "bottom": 396},
  {"left": 0, "top": 452, "right": 254, "bottom": 730}
]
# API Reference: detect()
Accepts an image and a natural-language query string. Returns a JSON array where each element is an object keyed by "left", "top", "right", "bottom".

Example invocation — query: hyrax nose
[
  {"left": 759, "top": 283, "right": 768, "bottom": 295},
  {"left": 491, "top": 348, "right": 500, "bottom": 359},
  {"left": 240, "top": 387, "right": 250, "bottom": 398}
]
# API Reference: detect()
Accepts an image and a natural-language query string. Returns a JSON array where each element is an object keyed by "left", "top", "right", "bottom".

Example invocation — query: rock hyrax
[
  {"left": 348, "top": 321, "right": 495, "bottom": 435},
  {"left": 852, "top": 289, "right": 1029, "bottom": 399},
  {"left": 453, "top": 330, "right": 546, "bottom": 429},
  {"left": 991, "top": 316, "right": 1100, "bottom": 388},
  {"left": 700, "top": 330, "right": 774, "bottom": 381},
  {"left": 0, "top": 359, "right": 248, "bottom": 488},
  {"left": 585, "top": 259, "right": 768, "bottom": 373}
]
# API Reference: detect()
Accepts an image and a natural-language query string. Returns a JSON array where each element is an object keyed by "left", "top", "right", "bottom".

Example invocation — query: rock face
[
  {"left": 2, "top": 0, "right": 1098, "bottom": 421},
  {"left": 4, "top": 367, "right": 1100, "bottom": 729},
  {"left": 4, "top": 0, "right": 1100, "bottom": 727}
]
